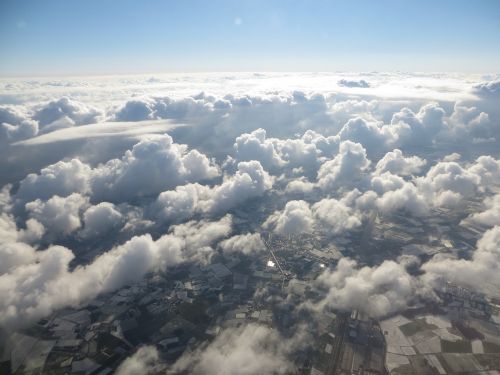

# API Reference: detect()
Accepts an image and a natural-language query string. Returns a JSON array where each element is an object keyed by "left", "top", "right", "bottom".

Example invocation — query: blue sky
[{"left": 1, "top": 0, "right": 499, "bottom": 76}]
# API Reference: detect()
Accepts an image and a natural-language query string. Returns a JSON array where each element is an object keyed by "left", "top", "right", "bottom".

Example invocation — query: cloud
[
  {"left": 329, "top": 99, "right": 378, "bottom": 125},
  {"left": 375, "top": 181, "right": 429, "bottom": 216},
  {"left": 114, "top": 95, "right": 213, "bottom": 122},
  {"left": 370, "top": 172, "right": 406, "bottom": 195},
  {"left": 263, "top": 200, "right": 314, "bottom": 235},
  {"left": 233, "top": 128, "right": 285, "bottom": 170},
  {"left": 0, "top": 216, "right": 45, "bottom": 277},
  {"left": 153, "top": 160, "right": 274, "bottom": 221},
  {"left": 15, "top": 134, "right": 219, "bottom": 204},
  {"left": 92, "top": 134, "right": 219, "bottom": 202},
  {"left": 389, "top": 103, "right": 447, "bottom": 147},
  {"left": 463, "top": 194, "right": 500, "bottom": 228},
  {"left": 366, "top": 155, "right": 500, "bottom": 217},
  {"left": 1, "top": 120, "right": 38, "bottom": 143},
  {"left": 331, "top": 101, "right": 498, "bottom": 155},
  {"left": 25, "top": 193, "right": 89, "bottom": 237},
  {"left": 168, "top": 215, "right": 232, "bottom": 264},
  {"left": 0, "top": 242, "right": 37, "bottom": 276},
  {"left": 3, "top": 77, "right": 493, "bottom": 190},
  {"left": 219, "top": 233, "right": 265, "bottom": 255},
  {"left": 109, "top": 91, "right": 341, "bottom": 161},
  {"left": 338, "top": 117, "right": 392, "bottom": 157},
  {"left": 442, "top": 153, "right": 461, "bottom": 162},
  {"left": 269, "top": 151, "right": 488, "bottom": 232},
  {"left": 0, "top": 105, "right": 38, "bottom": 144},
  {"left": 276, "top": 130, "right": 338, "bottom": 171},
  {"left": 0, "top": 105, "right": 28, "bottom": 126},
  {"left": 0, "top": 216, "right": 232, "bottom": 329},
  {"left": 422, "top": 226, "right": 500, "bottom": 296},
  {"left": 449, "top": 103, "right": 492, "bottom": 139},
  {"left": 375, "top": 149, "right": 426, "bottom": 176},
  {"left": 172, "top": 323, "right": 296, "bottom": 375},
  {"left": 0, "top": 186, "right": 44, "bottom": 245},
  {"left": 416, "top": 161, "right": 480, "bottom": 206},
  {"left": 114, "top": 98, "right": 156, "bottom": 122},
  {"left": 352, "top": 156, "right": 494, "bottom": 219},
  {"left": 338, "top": 79, "right": 370, "bottom": 88},
  {"left": 285, "top": 176, "right": 315, "bottom": 194},
  {"left": 116, "top": 346, "right": 160, "bottom": 375},
  {"left": 313, "top": 258, "right": 419, "bottom": 317},
  {"left": 264, "top": 195, "right": 363, "bottom": 236},
  {"left": 81, "top": 202, "right": 124, "bottom": 238},
  {"left": 317, "top": 140, "right": 371, "bottom": 190},
  {"left": 468, "top": 155, "right": 500, "bottom": 189},
  {"left": 16, "top": 159, "right": 92, "bottom": 203},
  {"left": 230, "top": 128, "right": 339, "bottom": 174},
  {"left": 15, "top": 119, "right": 182, "bottom": 146},
  {"left": 473, "top": 80, "right": 500, "bottom": 98},
  {"left": 33, "top": 97, "right": 102, "bottom": 127},
  {"left": 153, "top": 183, "right": 209, "bottom": 222},
  {"left": 312, "top": 197, "right": 363, "bottom": 234}
]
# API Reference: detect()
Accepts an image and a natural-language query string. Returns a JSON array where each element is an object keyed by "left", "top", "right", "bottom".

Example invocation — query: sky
[{"left": 0, "top": 0, "right": 500, "bottom": 76}]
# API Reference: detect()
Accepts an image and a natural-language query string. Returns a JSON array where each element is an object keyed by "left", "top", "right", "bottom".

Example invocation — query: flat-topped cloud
[{"left": 14, "top": 119, "right": 184, "bottom": 146}]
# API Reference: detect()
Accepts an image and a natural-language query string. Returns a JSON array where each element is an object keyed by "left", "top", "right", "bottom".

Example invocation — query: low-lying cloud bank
[
  {"left": 0, "top": 211, "right": 232, "bottom": 329},
  {"left": 171, "top": 323, "right": 302, "bottom": 375}
]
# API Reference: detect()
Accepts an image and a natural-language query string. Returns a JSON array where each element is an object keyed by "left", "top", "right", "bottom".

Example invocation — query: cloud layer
[{"left": 1, "top": 72, "right": 500, "bottom": 356}]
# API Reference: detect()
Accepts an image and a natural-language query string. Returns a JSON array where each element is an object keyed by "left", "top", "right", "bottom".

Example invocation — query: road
[
  {"left": 360, "top": 210, "right": 377, "bottom": 249},
  {"left": 325, "top": 313, "right": 349, "bottom": 375},
  {"left": 263, "top": 237, "right": 286, "bottom": 277},
  {"left": 263, "top": 236, "right": 288, "bottom": 290}
]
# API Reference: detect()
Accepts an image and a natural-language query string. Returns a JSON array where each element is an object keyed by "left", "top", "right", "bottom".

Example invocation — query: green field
[
  {"left": 441, "top": 339, "right": 472, "bottom": 353},
  {"left": 399, "top": 318, "right": 438, "bottom": 337},
  {"left": 483, "top": 341, "right": 500, "bottom": 353}
]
